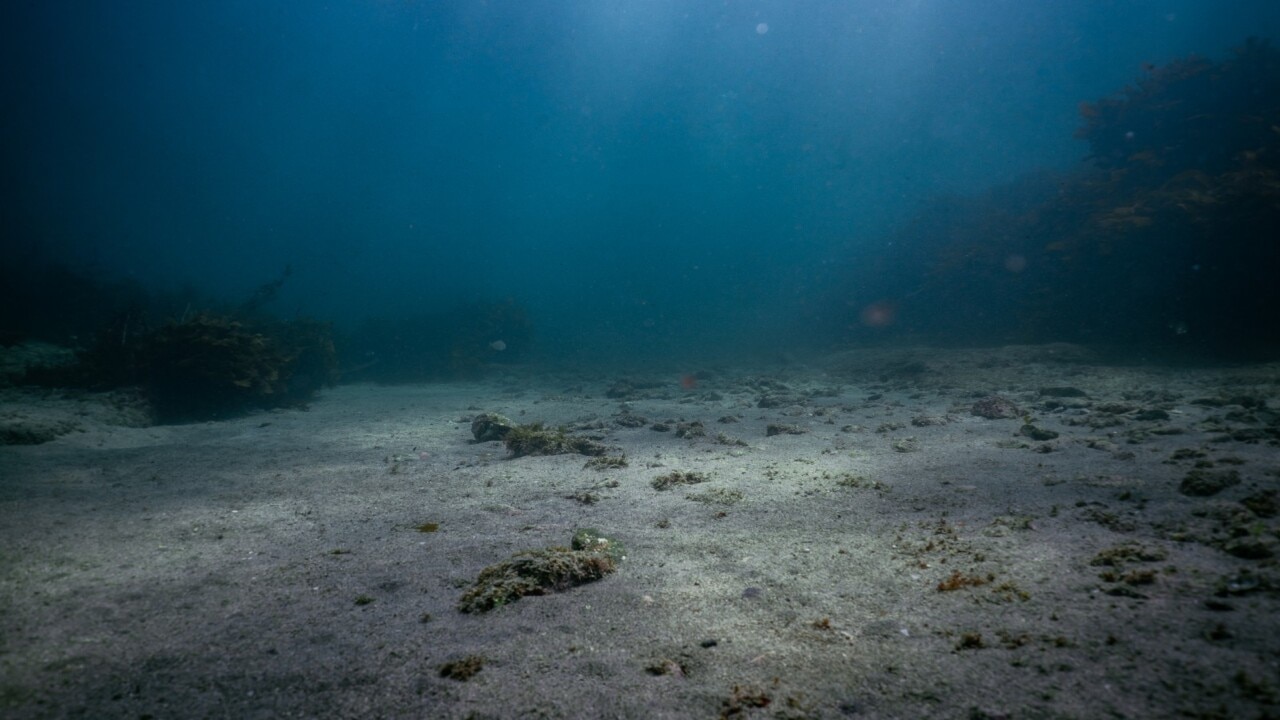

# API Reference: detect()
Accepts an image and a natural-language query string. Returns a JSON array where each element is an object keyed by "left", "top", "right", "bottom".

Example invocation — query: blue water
[{"left": 4, "top": 1, "right": 1278, "bottom": 365}]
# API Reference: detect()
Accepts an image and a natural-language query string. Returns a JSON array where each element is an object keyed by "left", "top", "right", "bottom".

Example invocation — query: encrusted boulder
[{"left": 471, "top": 412, "right": 514, "bottom": 442}]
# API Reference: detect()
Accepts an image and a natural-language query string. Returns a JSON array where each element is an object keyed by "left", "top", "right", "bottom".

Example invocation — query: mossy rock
[
  {"left": 458, "top": 546, "right": 617, "bottom": 613},
  {"left": 503, "top": 422, "right": 607, "bottom": 457},
  {"left": 471, "top": 412, "right": 514, "bottom": 442}
]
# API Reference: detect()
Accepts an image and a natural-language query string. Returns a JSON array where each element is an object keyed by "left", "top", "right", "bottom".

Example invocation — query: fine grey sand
[{"left": 2, "top": 344, "right": 1278, "bottom": 719}]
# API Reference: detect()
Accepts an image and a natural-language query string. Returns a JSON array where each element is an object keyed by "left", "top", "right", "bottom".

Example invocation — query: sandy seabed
[{"left": 1, "top": 343, "right": 1278, "bottom": 720}]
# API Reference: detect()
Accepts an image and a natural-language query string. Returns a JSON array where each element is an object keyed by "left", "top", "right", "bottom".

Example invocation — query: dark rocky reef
[{"left": 826, "top": 38, "right": 1280, "bottom": 357}]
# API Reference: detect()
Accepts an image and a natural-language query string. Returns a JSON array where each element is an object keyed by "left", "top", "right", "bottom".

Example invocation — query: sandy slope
[{"left": 1, "top": 344, "right": 1278, "bottom": 719}]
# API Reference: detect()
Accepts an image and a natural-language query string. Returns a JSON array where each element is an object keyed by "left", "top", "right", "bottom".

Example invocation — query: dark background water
[{"left": 4, "top": 1, "right": 1279, "bottom": 366}]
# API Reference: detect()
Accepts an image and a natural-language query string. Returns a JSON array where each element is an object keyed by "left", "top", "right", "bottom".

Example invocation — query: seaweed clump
[{"left": 458, "top": 529, "right": 623, "bottom": 613}]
